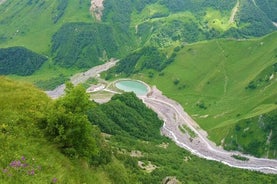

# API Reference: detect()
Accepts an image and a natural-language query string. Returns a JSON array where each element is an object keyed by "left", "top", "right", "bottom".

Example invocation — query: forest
[
  {"left": 51, "top": 22, "right": 119, "bottom": 69},
  {"left": 0, "top": 47, "right": 47, "bottom": 76},
  {"left": 106, "top": 46, "right": 179, "bottom": 78}
]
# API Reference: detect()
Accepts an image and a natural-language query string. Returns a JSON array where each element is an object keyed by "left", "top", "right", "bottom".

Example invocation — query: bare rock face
[
  {"left": 90, "top": 0, "right": 104, "bottom": 21},
  {"left": 162, "top": 176, "right": 180, "bottom": 184},
  {"left": 0, "top": 0, "right": 7, "bottom": 5}
]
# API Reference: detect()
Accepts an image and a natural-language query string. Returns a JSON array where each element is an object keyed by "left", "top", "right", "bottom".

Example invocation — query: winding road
[
  {"left": 46, "top": 61, "right": 277, "bottom": 174},
  {"left": 141, "top": 87, "right": 277, "bottom": 174},
  {"left": 46, "top": 59, "right": 118, "bottom": 99}
]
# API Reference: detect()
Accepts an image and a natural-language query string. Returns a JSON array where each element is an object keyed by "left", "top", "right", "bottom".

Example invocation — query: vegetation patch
[
  {"left": 88, "top": 92, "right": 163, "bottom": 141},
  {"left": 123, "top": 32, "right": 277, "bottom": 158},
  {"left": 178, "top": 125, "right": 197, "bottom": 138},
  {"left": 106, "top": 46, "right": 177, "bottom": 79},
  {"left": 224, "top": 110, "right": 277, "bottom": 158},
  {"left": 35, "top": 74, "right": 68, "bottom": 90},
  {"left": 1, "top": 77, "right": 277, "bottom": 183},
  {"left": 231, "top": 155, "right": 249, "bottom": 161},
  {"left": 51, "top": 22, "right": 118, "bottom": 69},
  {"left": 52, "top": 0, "right": 68, "bottom": 23},
  {"left": 0, "top": 47, "right": 47, "bottom": 76}
]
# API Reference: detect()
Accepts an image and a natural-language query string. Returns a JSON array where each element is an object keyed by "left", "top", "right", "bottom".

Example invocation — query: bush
[
  {"left": 42, "top": 83, "right": 99, "bottom": 161},
  {"left": 173, "top": 79, "right": 180, "bottom": 85}
]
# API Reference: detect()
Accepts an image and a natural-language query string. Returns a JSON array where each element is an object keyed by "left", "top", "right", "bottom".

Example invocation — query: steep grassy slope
[
  {"left": 0, "top": 0, "right": 96, "bottom": 88},
  {"left": 1, "top": 78, "right": 276, "bottom": 183},
  {"left": 109, "top": 32, "right": 277, "bottom": 158},
  {"left": 0, "top": 0, "right": 92, "bottom": 53},
  {"left": 0, "top": 77, "right": 112, "bottom": 183},
  {"left": 225, "top": 109, "right": 277, "bottom": 158},
  {"left": 1, "top": 0, "right": 276, "bottom": 56}
]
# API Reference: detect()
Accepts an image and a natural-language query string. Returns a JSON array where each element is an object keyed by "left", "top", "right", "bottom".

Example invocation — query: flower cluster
[
  {"left": 2, "top": 156, "right": 40, "bottom": 177},
  {"left": 2, "top": 156, "right": 58, "bottom": 183},
  {"left": 52, "top": 177, "right": 58, "bottom": 183}
]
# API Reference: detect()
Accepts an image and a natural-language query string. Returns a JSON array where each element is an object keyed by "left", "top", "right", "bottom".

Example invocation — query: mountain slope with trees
[
  {"left": 108, "top": 32, "right": 277, "bottom": 158},
  {"left": 0, "top": 0, "right": 276, "bottom": 76},
  {"left": 0, "top": 47, "right": 47, "bottom": 76},
  {"left": 1, "top": 77, "right": 276, "bottom": 183}
]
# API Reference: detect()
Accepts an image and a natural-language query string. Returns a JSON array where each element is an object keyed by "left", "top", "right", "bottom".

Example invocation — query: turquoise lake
[{"left": 115, "top": 80, "right": 148, "bottom": 96}]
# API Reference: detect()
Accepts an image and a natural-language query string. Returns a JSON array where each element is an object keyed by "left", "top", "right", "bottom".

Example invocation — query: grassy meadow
[{"left": 134, "top": 32, "right": 277, "bottom": 149}]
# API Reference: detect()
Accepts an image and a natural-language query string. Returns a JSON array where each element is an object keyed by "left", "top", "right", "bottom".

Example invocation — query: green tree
[{"left": 43, "top": 83, "right": 99, "bottom": 161}]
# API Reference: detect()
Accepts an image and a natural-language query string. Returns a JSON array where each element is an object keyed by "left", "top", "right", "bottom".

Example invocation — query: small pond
[{"left": 115, "top": 80, "right": 148, "bottom": 96}]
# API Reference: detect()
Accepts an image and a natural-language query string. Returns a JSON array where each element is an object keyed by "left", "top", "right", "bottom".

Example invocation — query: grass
[
  {"left": 231, "top": 155, "right": 249, "bottom": 161},
  {"left": 204, "top": 8, "right": 236, "bottom": 31},
  {"left": 0, "top": 0, "right": 92, "bottom": 54},
  {"left": 136, "top": 32, "right": 277, "bottom": 145},
  {"left": 131, "top": 3, "right": 170, "bottom": 26},
  {"left": 0, "top": 0, "right": 94, "bottom": 88},
  {"left": 178, "top": 125, "right": 196, "bottom": 138},
  {"left": 8, "top": 60, "right": 82, "bottom": 90},
  {"left": 0, "top": 77, "right": 112, "bottom": 183}
]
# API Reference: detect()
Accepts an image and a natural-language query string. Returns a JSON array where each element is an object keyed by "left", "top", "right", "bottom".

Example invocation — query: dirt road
[
  {"left": 229, "top": 0, "right": 239, "bottom": 24},
  {"left": 46, "top": 59, "right": 118, "bottom": 99}
]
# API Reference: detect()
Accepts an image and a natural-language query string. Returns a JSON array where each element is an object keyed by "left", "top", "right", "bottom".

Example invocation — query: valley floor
[
  {"left": 46, "top": 62, "right": 277, "bottom": 174},
  {"left": 142, "top": 87, "right": 277, "bottom": 174}
]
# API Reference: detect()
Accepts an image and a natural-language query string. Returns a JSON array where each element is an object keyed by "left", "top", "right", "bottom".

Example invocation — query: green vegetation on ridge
[
  {"left": 88, "top": 92, "right": 163, "bottom": 141},
  {"left": 1, "top": 0, "right": 276, "bottom": 89},
  {"left": 51, "top": 22, "right": 118, "bottom": 69},
  {"left": 0, "top": 47, "right": 47, "bottom": 75},
  {"left": 1, "top": 77, "right": 276, "bottom": 183},
  {"left": 225, "top": 110, "right": 277, "bottom": 158},
  {"left": 110, "top": 32, "right": 277, "bottom": 158}
]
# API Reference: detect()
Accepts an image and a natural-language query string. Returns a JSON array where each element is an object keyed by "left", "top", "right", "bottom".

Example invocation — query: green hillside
[
  {"left": 1, "top": 0, "right": 276, "bottom": 83},
  {"left": 108, "top": 31, "right": 277, "bottom": 158},
  {"left": 0, "top": 0, "right": 92, "bottom": 53},
  {"left": 51, "top": 22, "right": 119, "bottom": 68},
  {"left": 0, "top": 0, "right": 277, "bottom": 177},
  {"left": 1, "top": 77, "right": 277, "bottom": 183}
]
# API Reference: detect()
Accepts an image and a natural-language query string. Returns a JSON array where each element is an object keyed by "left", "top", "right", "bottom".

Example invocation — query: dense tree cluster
[
  {"left": 0, "top": 47, "right": 47, "bottom": 76},
  {"left": 40, "top": 83, "right": 111, "bottom": 165},
  {"left": 256, "top": 0, "right": 277, "bottom": 22},
  {"left": 52, "top": 0, "right": 68, "bottom": 23},
  {"left": 108, "top": 46, "right": 177, "bottom": 78},
  {"left": 160, "top": 0, "right": 236, "bottom": 13},
  {"left": 236, "top": 0, "right": 275, "bottom": 37},
  {"left": 52, "top": 22, "right": 118, "bottom": 68},
  {"left": 88, "top": 92, "right": 163, "bottom": 141}
]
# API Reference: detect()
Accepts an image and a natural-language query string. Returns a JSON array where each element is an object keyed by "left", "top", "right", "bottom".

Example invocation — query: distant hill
[{"left": 0, "top": 0, "right": 276, "bottom": 74}]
